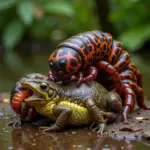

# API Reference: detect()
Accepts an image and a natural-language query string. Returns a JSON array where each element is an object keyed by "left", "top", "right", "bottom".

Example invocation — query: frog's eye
[{"left": 40, "top": 82, "right": 48, "bottom": 91}]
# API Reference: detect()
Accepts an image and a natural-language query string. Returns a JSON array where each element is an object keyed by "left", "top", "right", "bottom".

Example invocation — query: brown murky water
[
  {"left": 1, "top": 51, "right": 150, "bottom": 149},
  {"left": 0, "top": 102, "right": 150, "bottom": 150}
]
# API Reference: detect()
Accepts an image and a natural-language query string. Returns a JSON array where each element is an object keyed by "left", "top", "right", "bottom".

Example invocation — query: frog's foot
[
  {"left": 6, "top": 116, "right": 22, "bottom": 128},
  {"left": 90, "top": 122, "right": 106, "bottom": 134},
  {"left": 39, "top": 124, "right": 61, "bottom": 132}
]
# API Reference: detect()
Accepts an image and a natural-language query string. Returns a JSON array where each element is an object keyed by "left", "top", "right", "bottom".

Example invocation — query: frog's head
[{"left": 21, "top": 78, "right": 61, "bottom": 105}]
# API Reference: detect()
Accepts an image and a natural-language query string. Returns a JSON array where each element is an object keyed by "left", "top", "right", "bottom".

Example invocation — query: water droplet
[
  {"left": 72, "top": 131, "right": 76, "bottom": 135},
  {"left": 4, "top": 116, "right": 9, "bottom": 120},
  {"left": 8, "top": 146, "right": 13, "bottom": 150},
  {"left": 0, "top": 112, "right": 4, "bottom": 117},
  {"left": 77, "top": 145, "right": 82, "bottom": 148},
  {"left": 2, "top": 128, "right": 6, "bottom": 131},
  {"left": 102, "top": 148, "right": 110, "bottom": 150},
  {"left": 35, "top": 133, "right": 38, "bottom": 136}
]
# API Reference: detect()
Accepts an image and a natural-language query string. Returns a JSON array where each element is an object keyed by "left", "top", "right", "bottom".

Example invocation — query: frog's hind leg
[
  {"left": 39, "top": 105, "right": 72, "bottom": 132},
  {"left": 86, "top": 98, "right": 106, "bottom": 134}
]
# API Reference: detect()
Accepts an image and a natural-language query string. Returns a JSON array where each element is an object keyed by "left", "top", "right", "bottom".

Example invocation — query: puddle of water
[
  {"left": 0, "top": 122, "right": 150, "bottom": 150},
  {"left": 0, "top": 102, "right": 150, "bottom": 150}
]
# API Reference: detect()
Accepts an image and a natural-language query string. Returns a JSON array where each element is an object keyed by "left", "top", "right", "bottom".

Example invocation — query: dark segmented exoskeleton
[{"left": 48, "top": 30, "right": 150, "bottom": 123}]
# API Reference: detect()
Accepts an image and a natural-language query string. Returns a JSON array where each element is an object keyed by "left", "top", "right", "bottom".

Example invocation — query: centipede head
[{"left": 48, "top": 47, "right": 82, "bottom": 81}]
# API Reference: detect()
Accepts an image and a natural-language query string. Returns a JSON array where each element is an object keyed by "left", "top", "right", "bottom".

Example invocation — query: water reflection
[
  {"left": 8, "top": 126, "right": 150, "bottom": 150},
  {"left": 0, "top": 102, "right": 150, "bottom": 150}
]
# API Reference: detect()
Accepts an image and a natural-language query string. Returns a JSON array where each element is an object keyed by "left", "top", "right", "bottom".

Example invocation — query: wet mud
[
  {"left": 1, "top": 93, "right": 150, "bottom": 150},
  {"left": 106, "top": 109, "right": 150, "bottom": 140}
]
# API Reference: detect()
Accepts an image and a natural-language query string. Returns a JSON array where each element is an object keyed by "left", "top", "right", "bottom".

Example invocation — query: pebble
[
  {"left": 142, "top": 131, "right": 150, "bottom": 140},
  {"left": 138, "top": 112, "right": 141, "bottom": 115},
  {"left": 138, "top": 120, "right": 143, "bottom": 123},
  {"left": 8, "top": 147, "right": 13, "bottom": 150},
  {"left": 0, "top": 112, "right": 4, "bottom": 117},
  {"left": 104, "top": 145, "right": 108, "bottom": 147}
]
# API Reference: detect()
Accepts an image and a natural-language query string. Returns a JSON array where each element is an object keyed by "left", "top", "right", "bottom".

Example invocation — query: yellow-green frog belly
[{"left": 35, "top": 101, "right": 92, "bottom": 126}]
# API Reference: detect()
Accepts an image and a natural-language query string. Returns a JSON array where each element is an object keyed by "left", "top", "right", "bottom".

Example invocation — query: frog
[{"left": 21, "top": 77, "right": 122, "bottom": 134}]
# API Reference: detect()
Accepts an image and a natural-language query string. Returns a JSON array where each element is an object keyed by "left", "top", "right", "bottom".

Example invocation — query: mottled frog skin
[{"left": 22, "top": 77, "right": 122, "bottom": 133}]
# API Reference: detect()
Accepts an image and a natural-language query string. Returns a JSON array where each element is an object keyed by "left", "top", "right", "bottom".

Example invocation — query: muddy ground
[
  {"left": 106, "top": 108, "right": 150, "bottom": 140},
  {"left": 1, "top": 92, "right": 150, "bottom": 141}
]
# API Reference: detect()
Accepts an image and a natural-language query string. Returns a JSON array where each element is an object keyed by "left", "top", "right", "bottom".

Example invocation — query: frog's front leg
[
  {"left": 86, "top": 98, "right": 106, "bottom": 134},
  {"left": 39, "top": 105, "right": 72, "bottom": 132}
]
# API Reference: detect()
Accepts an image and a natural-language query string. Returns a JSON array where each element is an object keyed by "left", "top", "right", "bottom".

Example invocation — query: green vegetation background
[
  {"left": 1, "top": 0, "right": 150, "bottom": 51},
  {"left": 0, "top": 0, "right": 150, "bottom": 93}
]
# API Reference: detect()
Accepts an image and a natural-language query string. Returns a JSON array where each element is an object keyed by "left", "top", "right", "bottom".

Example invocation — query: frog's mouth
[
  {"left": 24, "top": 91, "right": 46, "bottom": 102},
  {"left": 21, "top": 84, "right": 47, "bottom": 104}
]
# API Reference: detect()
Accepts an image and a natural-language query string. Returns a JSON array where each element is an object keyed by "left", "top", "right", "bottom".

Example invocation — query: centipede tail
[{"left": 11, "top": 89, "right": 32, "bottom": 114}]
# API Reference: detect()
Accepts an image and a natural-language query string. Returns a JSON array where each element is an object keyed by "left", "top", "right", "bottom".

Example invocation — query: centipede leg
[
  {"left": 96, "top": 61, "right": 122, "bottom": 95},
  {"left": 48, "top": 71, "right": 55, "bottom": 81},
  {"left": 120, "top": 69, "right": 137, "bottom": 83},
  {"left": 121, "top": 83, "right": 136, "bottom": 123},
  {"left": 128, "top": 63, "right": 143, "bottom": 87},
  {"left": 122, "top": 80, "right": 150, "bottom": 110},
  {"left": 76, "top": 66, "right": 98, "bottom": 86}
]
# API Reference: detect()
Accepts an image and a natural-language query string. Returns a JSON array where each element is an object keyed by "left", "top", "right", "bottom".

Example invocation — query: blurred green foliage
[
  {"left": 109, "top": 0, "right": 150, "bottom": 51},
  {"left": 0, "top": 0, "right": 149, "bottom": 52},
  {"left": 0, "top": 0, "right": 98, "bottom": 51},
  {"left": 0, "top": 0, "right": 150, "bottom": 93}
]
